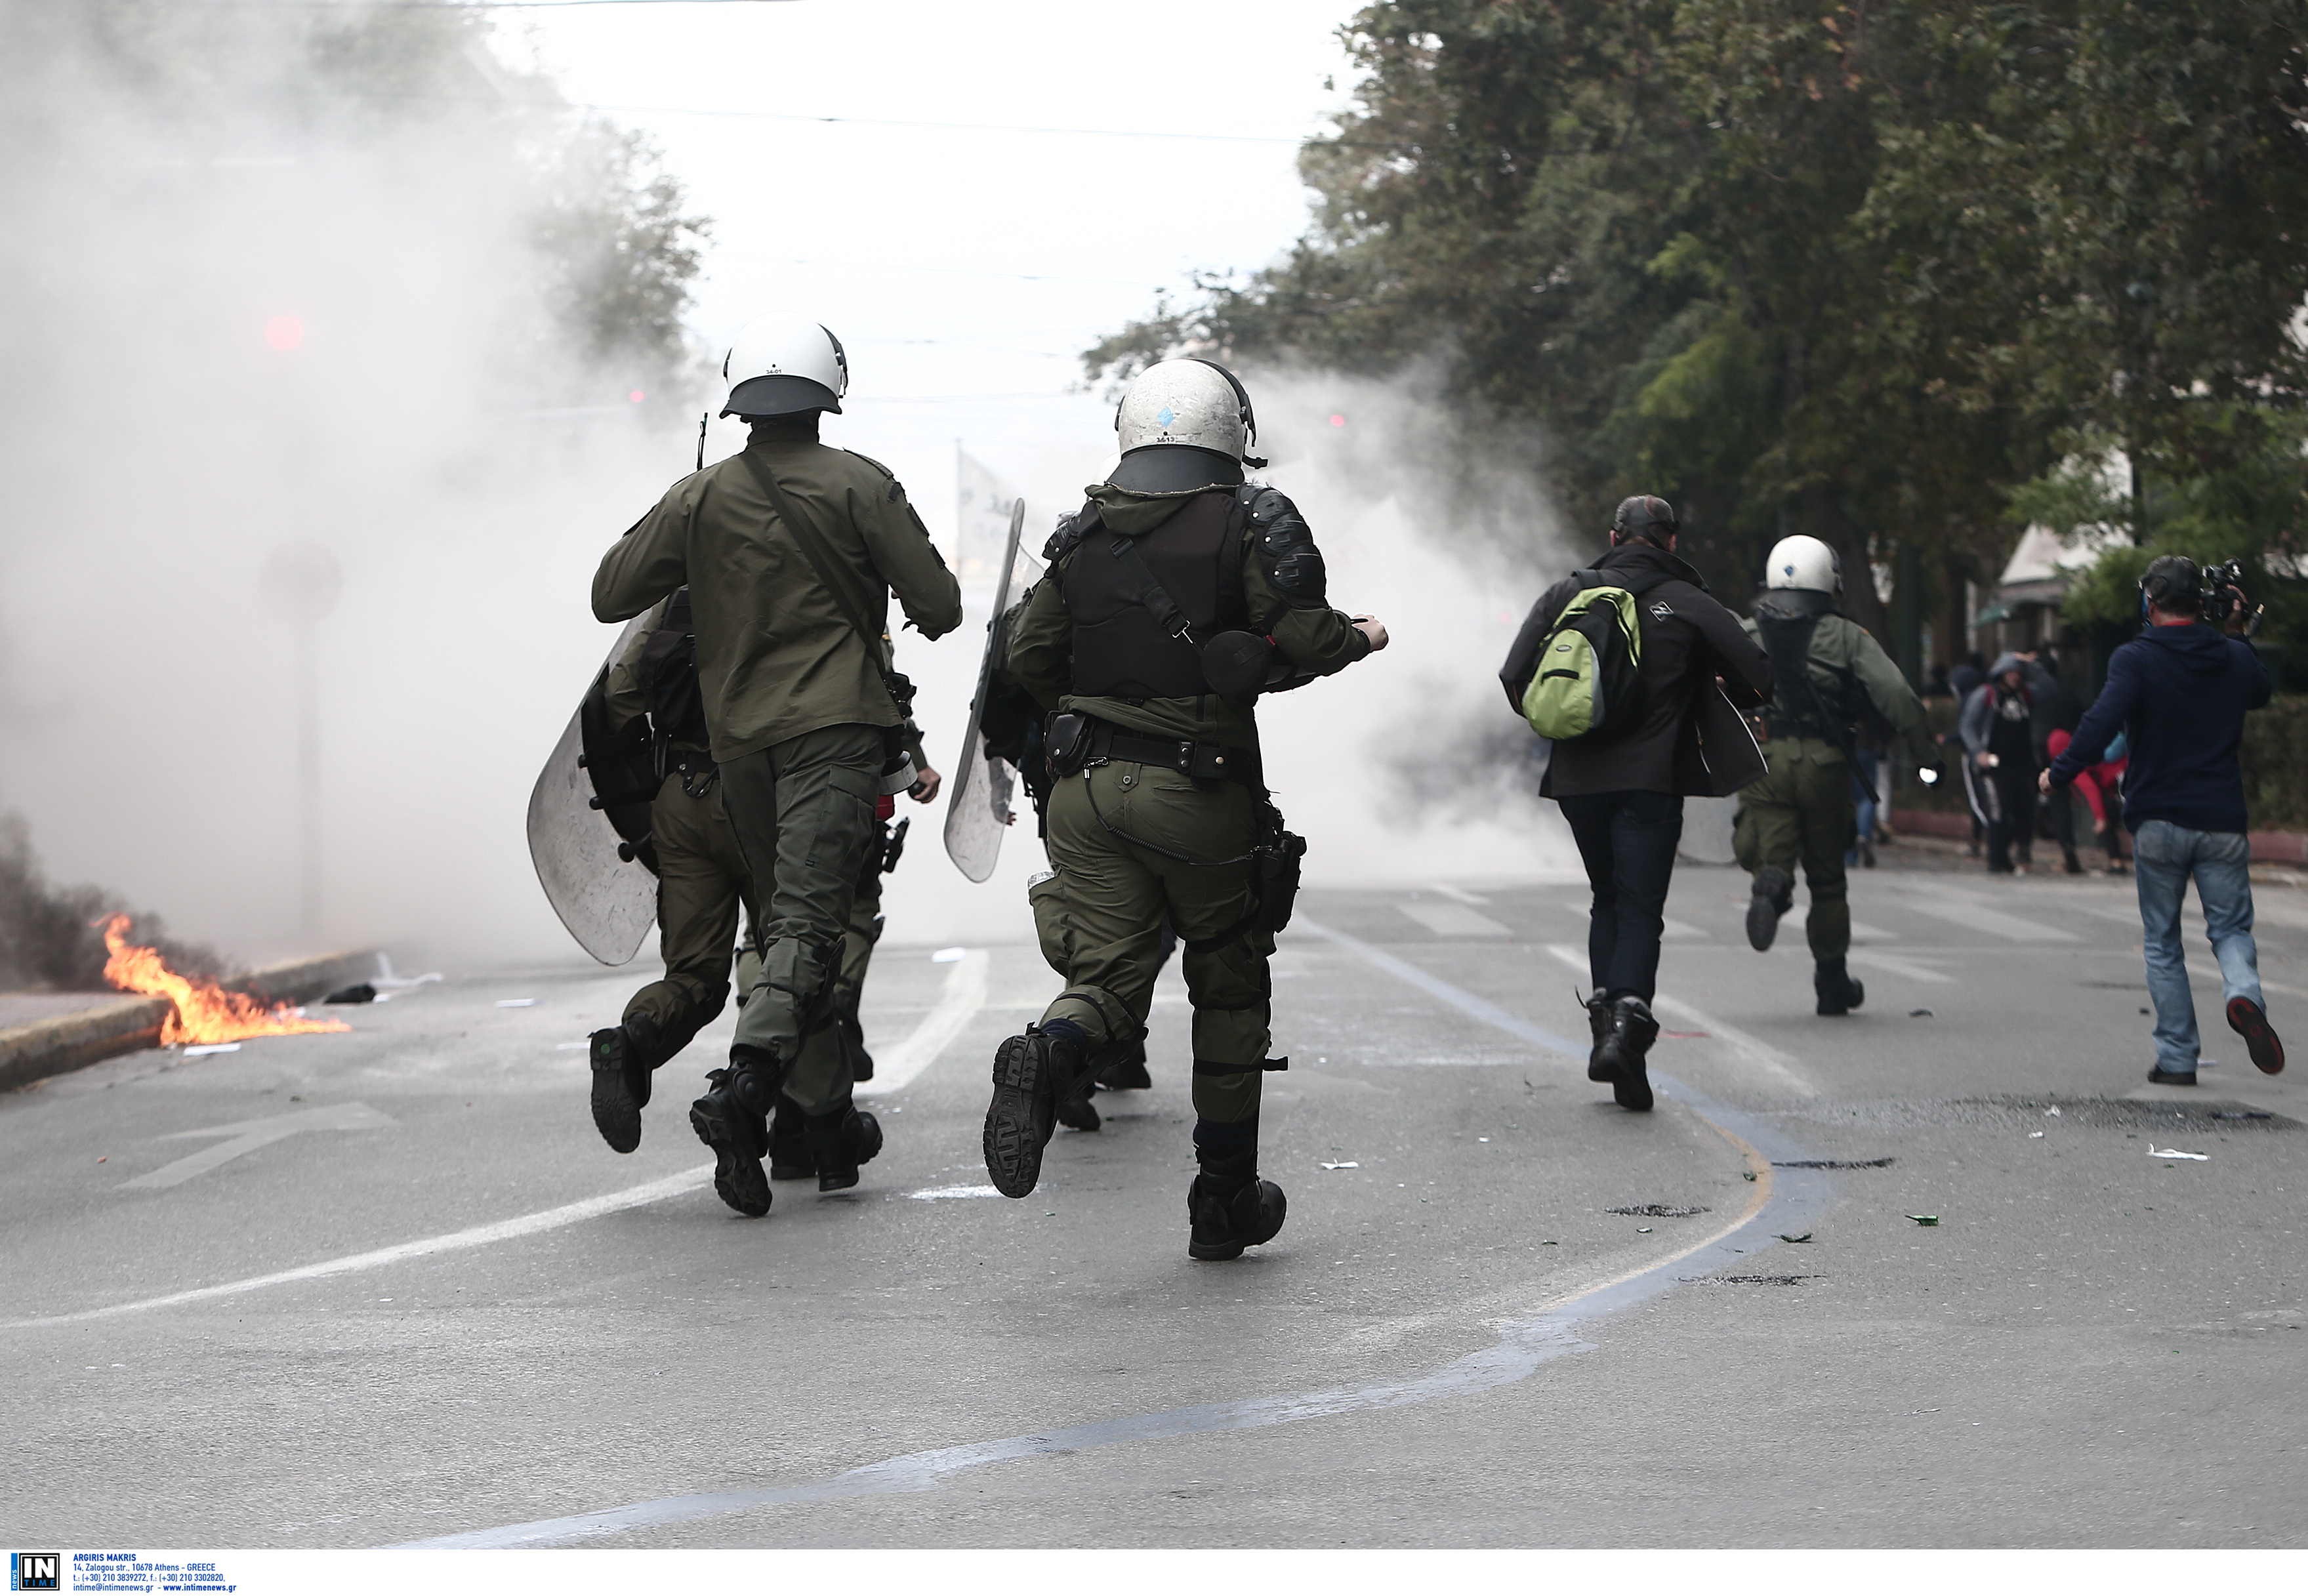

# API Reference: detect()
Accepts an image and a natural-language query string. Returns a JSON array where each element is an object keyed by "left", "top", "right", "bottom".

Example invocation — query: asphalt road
[{"left": 3, "top": 852, "right": 2301, "bottom": 1548}]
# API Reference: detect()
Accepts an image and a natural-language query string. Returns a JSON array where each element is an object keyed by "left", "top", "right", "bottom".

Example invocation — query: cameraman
[{"left": 2040, "top": 556, "right": 2282, "bottom": 1084}]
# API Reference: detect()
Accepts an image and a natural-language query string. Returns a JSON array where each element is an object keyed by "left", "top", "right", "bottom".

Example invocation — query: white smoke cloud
[{"left": 0, "top": 8, "right": 691, "bottom": 972}]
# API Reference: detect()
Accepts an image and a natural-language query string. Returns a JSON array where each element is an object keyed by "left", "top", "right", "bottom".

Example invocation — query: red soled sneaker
[{"left": 2226, "top": 996, "right": 2285, "bottom": 1076}]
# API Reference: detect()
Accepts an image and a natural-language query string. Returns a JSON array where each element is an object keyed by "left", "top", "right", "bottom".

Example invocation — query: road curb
[{"left": 0, "top": 949, "right": 379, "bottom": 1093}]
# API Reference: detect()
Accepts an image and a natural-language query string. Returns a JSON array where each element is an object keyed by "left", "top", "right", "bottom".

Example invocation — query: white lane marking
[
  {"left": 401, "top": 962, "right": 1831, "bottom": 1550},
  {"left": 1647, "top": 995, "right": 1816, "bottom": 1097},
  {"left": 1542, "top": 944, "right": 1813, "bottom": 1096},
  {"left": 1396, "top": 901, "right": 1514, "bottom": 939},
  {"left": 1848, "top": 921, "right": 1897, "bottom": 943},
  {"left": 123, "top": 1102, "right": 396, "bottom": 1191},
  {"left": 8, "top": 1166, "right": 713, "bottom": 1329},
  {"left": 855, "top": 948, "right": 987, "bottom": 1098},
  {"left": 1846, "top": 950, "right": 1954, "bottom": 985},
  {"left": 905, "top": 1185, "right": 1001, "bottom": 1201},
  {"left": 1294, "top": 922, "right": 1584, "bottom": 1063},
  {"left": 1898, "top": 891, "right": 2080, "bottom": 943},
  {"left": 1428, "top": 882, "right": 1491, "bottom": 906}
]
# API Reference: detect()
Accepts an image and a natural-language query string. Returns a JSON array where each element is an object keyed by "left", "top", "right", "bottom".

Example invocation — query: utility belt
[
  {"left": 1044, "top": 710, "right": 1259, "bottom": 788},
  {"left": 1042, "top": 710, "right": 1304, "bottom": 951},
  {"left": 1753, "top": 715, "right": 1846, "bottom": 750}
]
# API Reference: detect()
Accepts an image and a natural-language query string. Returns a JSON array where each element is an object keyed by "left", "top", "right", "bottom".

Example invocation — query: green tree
[{"left": 1090, "top": 1, "right": 2308, "bottom": 649}]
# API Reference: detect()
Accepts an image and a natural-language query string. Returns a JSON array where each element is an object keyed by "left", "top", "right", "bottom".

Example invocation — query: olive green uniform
[
  {"left": 1008, "top": 483, "right": 1372, "bottom": 1130},
  {"left": 593, "top": 422, "right": 961, "bottom": 1113},
  {"left": 736, "top": 710, "right": 929, "bottom": 1085},
  {"left": 602, "top": 601, "right": 760, "bottom": 1065},
  {"left": 1733, "top": 610, "right": 1937, "bottom": 960}
]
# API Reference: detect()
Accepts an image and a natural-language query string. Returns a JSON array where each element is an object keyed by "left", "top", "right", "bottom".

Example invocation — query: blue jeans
[{"left": 2132, "top": 819, "right": 2262, "bottom": 1074}]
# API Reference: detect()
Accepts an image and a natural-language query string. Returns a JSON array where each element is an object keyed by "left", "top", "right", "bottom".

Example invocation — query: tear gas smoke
[
  {"left": 0, "top": 813, "right": 222, "bottom": 991},
  {"left": 876, "top": 365, "right": 1586, "bottom": 953},
  {"left": 0, "top": 5, "right": 703, "bottom": 973},
  {"left": 1, "top": 7, "right": 1588, "bottom": 982}
]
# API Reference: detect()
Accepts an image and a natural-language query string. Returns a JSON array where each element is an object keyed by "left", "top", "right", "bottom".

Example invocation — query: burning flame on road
[{"left": 99, "top": 914, "right": 349, "bottom": 1046}]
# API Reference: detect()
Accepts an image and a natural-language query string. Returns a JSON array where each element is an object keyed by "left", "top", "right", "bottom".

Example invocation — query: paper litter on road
[
  {"left": 1906, "top": 1214, "right": 1940, "bottom": 1226},
  {"left": 181, "top": 1044, "right": 241, "bottom": 1056},
  {"left": 2148, "top": 1146, "right": 2209, "bottom": 1161},
  {"left": 2029, "top": 1131, "right": 2045, "bottom": 1139},
  {"left": 1319, "top": 1160, "right": 1359, "bottom": 1170},
  {"left": 2045, "top": 1106, "right": 2061, "bottom": 1116},
  {"left": 930, "top": 947, "right": 967, "bottom": 963},
  {"left": 373, "top": 955, "right": 443, "bottom": 989},
  {"left": 494, "top": 999, "right": 535, "bottom": 1008},
  {"left": 1779, "top": 1233, "right": 1813, "bottom": 1243}
]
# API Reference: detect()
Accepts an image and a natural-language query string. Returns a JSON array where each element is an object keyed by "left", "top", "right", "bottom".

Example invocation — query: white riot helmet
[
  {"left": 1114, "top": 358, "right": 1266, "bottom": 461},
  {"left": 721, "top": 314, "right": 848, "bottom": 419},
  {"left": 1765, "top": 533, "right": 1842, "bottom": 595}
]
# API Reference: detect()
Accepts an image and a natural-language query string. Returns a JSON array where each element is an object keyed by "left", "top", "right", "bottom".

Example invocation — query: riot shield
[
  {"left": 943, "top": 499, "right": 1044, "bottom": 882},
  {"left": 526, "top": 616, "right": 659, "bottom": 964}
]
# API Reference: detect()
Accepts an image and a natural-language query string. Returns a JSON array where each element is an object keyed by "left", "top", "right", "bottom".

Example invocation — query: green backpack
[{"left": 1520, "top": 569, "right": 1665, "bottom": 744}]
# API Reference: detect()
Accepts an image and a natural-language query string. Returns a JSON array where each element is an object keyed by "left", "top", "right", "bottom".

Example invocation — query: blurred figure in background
[
  {"left": 2022, "top": 651, "right": 2085, "bottom": 873},
  {"left": 1960, "top": 653, "right": 2042, "bottom": 874},
  {"left": 2048, "top": 726, "right": 2130, "bottom": 872}
]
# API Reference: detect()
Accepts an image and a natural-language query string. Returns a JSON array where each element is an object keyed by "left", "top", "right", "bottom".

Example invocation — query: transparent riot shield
[
  {"left": 943, "top": 499, "right": 1044, "bottom": 882},
  {"left": 525, "top": 616, "right": 657, "bottom": 964}
]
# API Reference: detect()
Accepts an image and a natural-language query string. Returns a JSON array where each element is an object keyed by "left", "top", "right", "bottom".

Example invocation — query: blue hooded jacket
[{"left": 2046, "top": 623, "right": 2271, "bottom": 834}]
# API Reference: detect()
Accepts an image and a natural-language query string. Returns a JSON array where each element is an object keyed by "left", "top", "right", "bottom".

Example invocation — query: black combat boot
[
  {"left": 983, "top": 1021, "right": 1088, "bottom": 1198},
  {"left": 1746, "top": 865, "right": 1794, "bottom": 952},
  {"left": 1592, "top": 995, "right": 1658, "bottom": 1111},
  {"left": 587, "top": 1013, "right": 659, "bottom": 1155},
  {"left": 1187, "top": 1147, "right": 1287, "bottom": 1261},
  {"left": 804, "top": 1105, "right": 884, "bottom": 1192},
  {"left": 1056, "top": 1076, "right": 1101, "bottom": 1133},
  {"left": 689, "top": 1047, "right": 778, "bottom": 1216},
  {"left": 1582, "top": 991, "right": 1613, "bottom": 1082},
  {"left": 768, "top": 1095, "right": 815, "bottom": 1181},
  {"left": 837, "top": 996, "right": 875, "bottom": 1084},
  {"left": 1815, "top": 958, "right": 1866, "bottom": 1016},
  {"left": 1096, "top": 1036, "right": 1153, "bottom": 1092}
]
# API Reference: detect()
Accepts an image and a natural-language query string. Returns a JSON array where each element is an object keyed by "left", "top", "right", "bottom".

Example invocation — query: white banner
[{"left": 955, "top": 447, "right": 1020, "bottom": 581}]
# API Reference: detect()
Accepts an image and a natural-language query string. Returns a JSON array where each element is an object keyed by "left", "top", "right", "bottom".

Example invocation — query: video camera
[
  {"left": 2142, "top": 555, "right": 2262, "bottom": 636},
  {"left": 2198, "top": 558, "right": 2261, "bottom": 636}
]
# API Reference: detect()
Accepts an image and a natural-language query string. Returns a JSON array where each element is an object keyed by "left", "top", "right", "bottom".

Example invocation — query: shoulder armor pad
[
  {"left": 1044, "top": 506, "right": 1098, "bottom": 563},
  {"left": 1244, "top": 487, "right": 1327, "bottom": 609}
]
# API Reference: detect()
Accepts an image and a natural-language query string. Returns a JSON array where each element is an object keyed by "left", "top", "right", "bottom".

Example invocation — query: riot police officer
[
  {"left": 981, "top": 358, "right": 1388, "bottom": 1260},
  {"left": 594, "top": 313, "right": 962, "bottom": 1217},
  {"left": 585, "top": 589, "right": 760, "bottom": 1157},
  {"left": 1737, "top": 535, "right": 1940, "bottom": 1013}
]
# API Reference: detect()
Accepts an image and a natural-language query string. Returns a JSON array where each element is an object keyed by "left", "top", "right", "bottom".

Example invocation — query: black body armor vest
[
  {"left": 1753, "top": 588, "right": 1856, "bottom": 743},
  {"left": 1061, "top": 490, "right": 1250, "bottom": 699}
]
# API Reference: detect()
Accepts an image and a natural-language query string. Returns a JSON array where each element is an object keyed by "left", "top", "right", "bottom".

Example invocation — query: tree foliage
[
  {"left": 0, "top": 0, "right": 711, "bottom": 405},
  {"left": 1088, "top": 1, "right": 2308, "bottom": 634}
]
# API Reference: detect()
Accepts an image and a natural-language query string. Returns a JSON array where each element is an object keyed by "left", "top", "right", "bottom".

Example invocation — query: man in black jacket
[{"left": 1502, "top": 495, "right": 1774, "bottom": 1111}]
